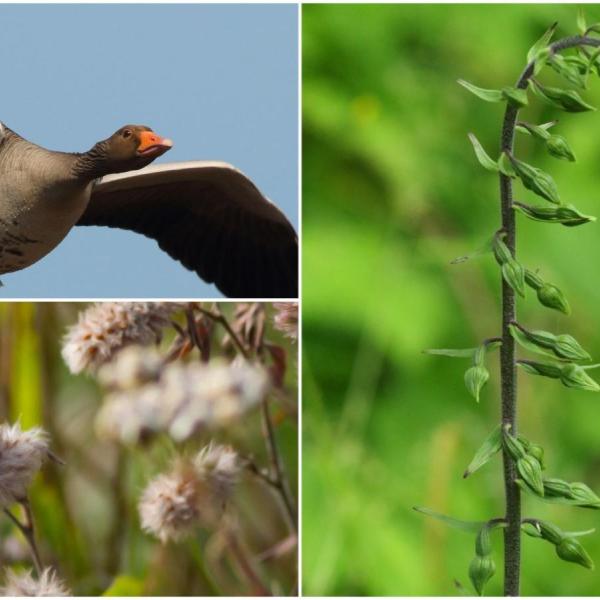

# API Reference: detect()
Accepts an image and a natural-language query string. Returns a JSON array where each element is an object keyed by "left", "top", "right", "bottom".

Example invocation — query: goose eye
[{"left": 122, "top": 130, "right": 132, "bottom": 139}]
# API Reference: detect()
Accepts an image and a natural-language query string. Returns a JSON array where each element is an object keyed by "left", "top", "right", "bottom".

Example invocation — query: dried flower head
[
  {"left": 96, "top": 356, "right": 269, "bottom": 444},
  {"left": 62, "top": 302, "right": 184, "bottom": 374},
  {"left": 97, "top": 346, "right": 163, "bottom": 390},
  {"left": 139, "top": 462, "right": 201, "bottom": 543},
  {"left": 1, "top": 567, "right": 70, "bottom": 596},
  {"left": 273, "top": 303, "right": 298, "bottom": 341},
  {"left": 0, "top": 423, "right": 49, "bottom": 507},
  {"left": 139, "top": 443, "right": 239, "bottom": 543},
  {"left": 224, "top": 303, "right": 266, "bottom": 352}
]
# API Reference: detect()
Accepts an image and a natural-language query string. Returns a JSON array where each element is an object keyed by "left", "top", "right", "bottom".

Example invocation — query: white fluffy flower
[
  {"left": 0, "top": 423, "right": 48, "bottom": 507},
  {"left": 62, "top": 302, "right": 184, "bottom": 374},
  {"left": 96, "top": 356, "right": 269, "bottom": 444},
  {"left": 273, "top": 303, "right": 298, "bottom": 341},
  {"left": 139, "top": 462, "right": 200, "bottom": 543},
  {"left": 0, "top": 567, "right": 70, "bottom": 596},
  {"left": 139, "top": 444, "right": 239, "bottom": 543}
]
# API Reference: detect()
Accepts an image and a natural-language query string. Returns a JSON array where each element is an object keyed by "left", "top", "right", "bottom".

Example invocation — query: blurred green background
[
  {"left": 0, "top": 303, "right": 297, "bottom": 595},
  {"left": 303, "top": 4, "right": 600, "bottom": 596}
]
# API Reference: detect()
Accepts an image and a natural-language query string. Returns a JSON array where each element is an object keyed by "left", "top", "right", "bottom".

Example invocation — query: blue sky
[{"left": 0, "top": 4, "right": 298, "bottom": 298}]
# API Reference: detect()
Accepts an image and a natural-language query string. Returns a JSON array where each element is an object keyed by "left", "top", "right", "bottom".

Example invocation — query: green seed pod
[
  {"left": 469, "top": 555, "right": 496, "bottom": 596},
  {"left": 501, "top": 260, "right": 526, "bottom": 297},
  {"left": 501, "top": 86, "right": 529, "bottom": 108},
  {"left": 554, "top": 334, "right": 592, "bottom": 362},
  {"left": 537, "top": 283, "right": 571, "bottom": 315},
  {"left": 546, "top": 135, "right": 576, "bottom": 161},
  {"left": 544, "top": 478, "right": 574, "bottom": 498},
  {"left": 464, "top": 365, "right": 489, "bottom": 402},
  {"left": 502, "top": 427, "right": 527, "bottom": 461},
  {"left": 556, "top": 537, "right": 595, "bottom": 569},
  {"left": 508, "top": 154, "right": 560, "bottom": 204},
  {"left": 517, "top": 454, "right": 545, "bottom": 496},
  {"left": 559, "top": 363, "right": 600, "bottom": 392}
]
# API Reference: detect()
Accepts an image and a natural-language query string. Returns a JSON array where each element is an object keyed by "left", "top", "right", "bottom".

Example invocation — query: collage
[{"left": 3, "top": 1, "right": 600, "bottom": 598}]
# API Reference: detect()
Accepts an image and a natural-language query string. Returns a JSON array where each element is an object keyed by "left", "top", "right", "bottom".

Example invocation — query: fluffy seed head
[
  {"left": 139, "top": 463, "right": 201, "bottom": 543},
  {"left": 273, "top": 303, "right": 298, "bottom": 341},
  {"left": 139, "top": 443, "right": 239, "bottom": 543},
  {"left": 1, "top": 567, "right": 70, "bottom": 596},
  {"left": 0, "top": 423, "right": 49, "bottom": 507},
  {"left": 62, "top": 302, "right": 184, "bottom": 374}
]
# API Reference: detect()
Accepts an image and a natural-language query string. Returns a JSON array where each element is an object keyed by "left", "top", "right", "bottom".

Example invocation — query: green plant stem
[{"left": 498, "top": 33, "right": 600, "bottom": 596}]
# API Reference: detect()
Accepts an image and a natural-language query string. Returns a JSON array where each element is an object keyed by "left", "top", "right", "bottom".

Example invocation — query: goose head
[{"left": 74, "top": 125, "right": 173, "bottom": 179}]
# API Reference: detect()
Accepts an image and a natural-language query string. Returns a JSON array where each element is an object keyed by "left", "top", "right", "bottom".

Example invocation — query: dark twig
[{"left": 5, "top": 500, "right": 43, "bottom": 575}]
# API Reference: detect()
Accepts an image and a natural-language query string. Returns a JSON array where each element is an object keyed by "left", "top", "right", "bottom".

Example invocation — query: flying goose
[{"left": 0, "top": 123, "right": 298, "bottom": 298}]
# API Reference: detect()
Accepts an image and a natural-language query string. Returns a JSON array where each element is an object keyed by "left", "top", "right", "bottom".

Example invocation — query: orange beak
[{"left": 137, "top": 131, "right": 174, "bottom": 157}]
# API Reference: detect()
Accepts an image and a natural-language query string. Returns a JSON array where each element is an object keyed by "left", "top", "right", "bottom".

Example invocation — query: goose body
[{"left": 0, "top": 123, "right": 298, "bottom": 298}]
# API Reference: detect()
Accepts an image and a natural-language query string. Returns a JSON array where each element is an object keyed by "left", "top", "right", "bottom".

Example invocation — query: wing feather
[{"left": 77, "top": 161, "right": 298, "bottom": 298}]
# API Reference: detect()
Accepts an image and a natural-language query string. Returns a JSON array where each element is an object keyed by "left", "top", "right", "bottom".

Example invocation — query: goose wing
[{"left": 77, "top": 161, "right": 298, "bottom": 298}]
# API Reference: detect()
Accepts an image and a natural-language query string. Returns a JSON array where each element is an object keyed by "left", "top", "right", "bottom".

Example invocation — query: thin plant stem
[
  {"left": 195, "top": 305, "right": 250, "bottom": 359},
  {"left": 261, "top": 397, "right": 297, "bottom": 532},
  {"left": 498, "top": 33, "right": 600, "bottom": 596},
  {"left": 225, "top": 528, "right": 271, "bottom": 596},
  {"left": 5, "top": 501, "right": 43, "bottom": 576}
]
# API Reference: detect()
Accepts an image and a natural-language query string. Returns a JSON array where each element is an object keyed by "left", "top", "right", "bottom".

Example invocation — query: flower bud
[
  {"left": 517, "top": 454, "right": 545, "bottom": 496},
  {"left": 554, "top": 334, "right": 592, "bottom": 362},
  {"left": 537, "top": 283, "right": 571, "bottom": 315},
  {"left": 469, "top": 555, "right": 496, "bottom": 596},
  {"left": 508, "top": 154, "right": 560, "bottom": 204},
  {"left": 464, "top": 365, "right": 489, "bottom": 403},
  {"left": 556, "top": 205, "right": 596, "bottom": 227},
  {"left": 548, "top": 55, "right": 587, "bottom": 88},
  {"left": 569, "top": 482, "right": 600, "bottom": 506},
  {"left": 546, "top": 135, "right": 576, "bottom": 161},
  {"left": 524, "top": 269, "right": 544, "bottom": 291},
  {"left": 556, "top": 537, "right": 594, "bottom": 569},
  {"left": 559, "top": 363, "right": 600, "bottom": 392},
  {"left": 527, "top": 443, "right": 545, "bottom": 469}
]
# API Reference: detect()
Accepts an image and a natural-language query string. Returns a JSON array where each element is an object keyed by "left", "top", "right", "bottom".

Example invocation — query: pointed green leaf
[
  {"left": 497, "top": 152, "right": 517, "bottom": 177},
  {"left": 501, "top": 86, "right": 528, "bottom": 108},
  {"left": 413, "top": 506, "right": 486, "bottom": 532},
  {"left": 464, "top": 425, "right": 502, "bottom": 478},
  {"left": 458, "top": 79, "right": 503, "bottom": 102},
  {"left": 467, "top": 133, "right": 500, "bottom": 172},
  {"left": 578, "top": 8, "right": 587, "bottom": 34},
  {"left": 527, "top": 22, "right": 558, "bottom": 63},
  {"left": 424, "top": 348, "right": 477, "bottom": 358}
]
